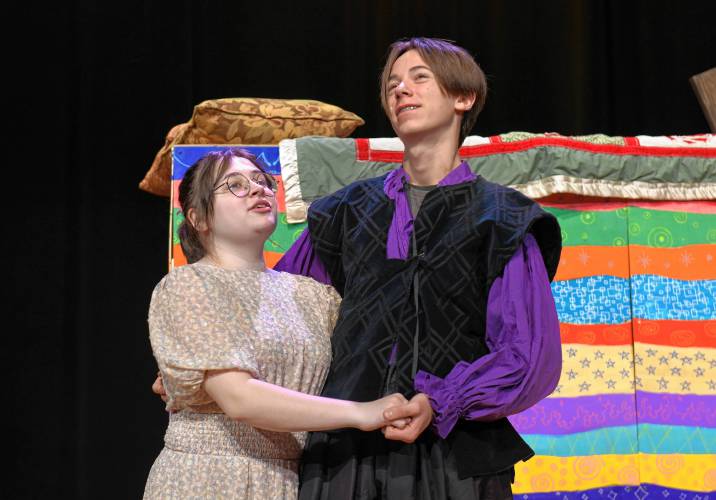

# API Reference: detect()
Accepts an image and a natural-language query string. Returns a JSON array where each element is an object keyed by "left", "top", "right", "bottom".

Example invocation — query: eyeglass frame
[{"left": 213, "top": 171, "right": 278, "bottom": 198}]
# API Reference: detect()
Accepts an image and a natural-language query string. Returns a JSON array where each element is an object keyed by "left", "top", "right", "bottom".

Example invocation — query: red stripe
[
  {"left": 457, "top": 137, "right": 716, "bottom": 158},
  {"left": 634, "top": 319, "right": 716, "bottom": 348},
  {"left": 538, "top": 194, "right": 716, "bottom": 213},
  {"left": 356, "top": 137, "right": 716, "bottom": 163},
  {"left": 355, "top": 138, "right": 371, "bottom": 160},
  {"left": 560, "top": 323, "right": 633, "bottom": 345},
  {"left": 561, "top": 320, "right": 716, "bottom": 348}
]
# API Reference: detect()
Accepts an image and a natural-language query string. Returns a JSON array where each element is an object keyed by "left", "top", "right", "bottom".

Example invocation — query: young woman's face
[
  {"left": 208, "top": 156, "right": 277, "bottom": 248},
  {"left": 385, "top": 49, "right": 469, "bottom": 142}
]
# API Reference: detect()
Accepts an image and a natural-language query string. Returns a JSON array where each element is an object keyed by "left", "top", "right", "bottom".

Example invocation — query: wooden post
[{"left": 689, "top": 67, "right": 716, "bottom": 133}]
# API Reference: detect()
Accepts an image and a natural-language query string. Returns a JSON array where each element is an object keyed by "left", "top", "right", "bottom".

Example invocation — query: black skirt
[{"left": 298, "top": 429, "right": 515, "bottom": 500}]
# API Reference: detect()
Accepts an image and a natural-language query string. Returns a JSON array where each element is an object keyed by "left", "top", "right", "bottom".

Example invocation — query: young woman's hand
[
  {"left": 152, "top": 371, "right": 168, "bottom": 403},
  {"left": 382, "top": 393, "right": 434, "bottom": 443},
  {"left": 355, "top": 393, "right": 409, "bottom": 431}
]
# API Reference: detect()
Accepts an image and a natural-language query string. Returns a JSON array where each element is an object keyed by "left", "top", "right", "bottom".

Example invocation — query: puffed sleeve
[
  {"left": 148, "top": 267, "right": 260, "bottom": 410},
  {"left": 324, "top": 284, "right": 342, "bottom": 335}
]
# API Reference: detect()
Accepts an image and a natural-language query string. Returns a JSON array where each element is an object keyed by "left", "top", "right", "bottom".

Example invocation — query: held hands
[
  {"left": 381, "top": 393, "right": 434, "bottom": 443},
  {"left": 356, "top": 393, "right": 410, "bottom": 431}
]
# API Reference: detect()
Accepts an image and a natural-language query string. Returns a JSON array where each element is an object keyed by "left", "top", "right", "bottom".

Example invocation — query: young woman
[{"left": 143, "top": 148, "right": 407, "bottom": 499}]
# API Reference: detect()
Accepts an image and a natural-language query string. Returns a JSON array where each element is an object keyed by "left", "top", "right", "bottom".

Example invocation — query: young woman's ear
[{"left": 187, "top": 208, "right": 208, "bottom": 232}]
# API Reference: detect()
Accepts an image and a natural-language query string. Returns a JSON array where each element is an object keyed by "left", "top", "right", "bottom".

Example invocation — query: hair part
[
  {"left": 379, "top": 37, "right": 488, "bottom": 145},
  {"left": 177, "top": 148, "right": 267, "bottom": 263}
]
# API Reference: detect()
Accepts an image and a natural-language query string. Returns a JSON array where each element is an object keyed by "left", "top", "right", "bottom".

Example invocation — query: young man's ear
[
  {"left": 187, "top": 208, "right": 208, "bottom": 232},
  {"left": 455, "top": 92, "right": 477, "bottom": 112}
]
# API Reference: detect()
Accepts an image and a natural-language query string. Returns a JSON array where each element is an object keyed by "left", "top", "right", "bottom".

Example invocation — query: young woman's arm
[{"left": 204, "top": 369, "right": 407, "bottom": 433}]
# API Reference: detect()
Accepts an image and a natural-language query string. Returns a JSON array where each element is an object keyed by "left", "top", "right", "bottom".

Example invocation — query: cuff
[{"left": 414, "top": 369, "right": 463, "bottom": 439}]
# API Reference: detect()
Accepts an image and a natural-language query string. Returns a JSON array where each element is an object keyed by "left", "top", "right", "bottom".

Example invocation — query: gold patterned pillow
[{"left": 139, "top": 97, "right": 364, "bottom": 196}]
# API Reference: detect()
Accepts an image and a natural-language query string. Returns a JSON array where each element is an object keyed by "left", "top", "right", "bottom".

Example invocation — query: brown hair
[
  {"left": 177, "top": 148, "right": 267, "bottom": 263},
  {"left": 379, "top": 37, "right": 487, "bottom": 145}
]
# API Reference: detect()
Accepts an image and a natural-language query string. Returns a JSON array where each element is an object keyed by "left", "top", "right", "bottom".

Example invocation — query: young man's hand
[
  {"left": 152, "top": 371, "right": 168, "bottom": 403},
  {"left": 381, "top": 393, "right": 434, "bottom": 443}
]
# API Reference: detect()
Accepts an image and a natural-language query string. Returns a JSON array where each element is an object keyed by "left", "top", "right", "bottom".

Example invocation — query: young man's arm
[
  {"left": 274, "top": 229, "right": 332, "bottom": 284},
  {"left": 384, "top": 233, "right": 562, "bottom": 440}
]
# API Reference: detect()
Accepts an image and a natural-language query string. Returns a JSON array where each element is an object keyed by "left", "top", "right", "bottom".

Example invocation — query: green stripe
[
  {"left": 545, "top": 207, "right": 716, "bottom": 247},
  {"left": 523, "top": 423, "right": 716, "bottom": 456},
  {"left": 171, "top": 209, "right": 306, "bottom": 253},
  {"left": 264, "top": 213, "right": 307, "bottom": 253},
  {"left": 172, "top": 208, "right": 184, "bottom": 245},
  {"left": 295, "top": 137, "right": 716, "bottom": 203},
  {"left": 543, "top": 206, "right": 627, "bottom": 247},
  {"left": 625, "top": 207, "right": 716, "bottom": 247}
]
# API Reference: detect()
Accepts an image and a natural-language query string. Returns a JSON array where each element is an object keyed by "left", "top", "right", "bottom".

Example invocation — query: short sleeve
[
  {"left": 148, "top": 267, "right": 259, "bottom": 410},
  {"left": 323, "top": 284, "right": 342, "bottom": 335}
]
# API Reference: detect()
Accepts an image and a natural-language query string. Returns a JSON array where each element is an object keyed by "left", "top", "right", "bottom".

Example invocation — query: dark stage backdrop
[{"left": 11, "top": 1, "right": 714, "bottom": 498}]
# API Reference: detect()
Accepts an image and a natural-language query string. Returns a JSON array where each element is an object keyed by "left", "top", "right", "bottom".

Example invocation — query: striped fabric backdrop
[{"left": 170, "top": 134, "right": 715, "bottom": 497}]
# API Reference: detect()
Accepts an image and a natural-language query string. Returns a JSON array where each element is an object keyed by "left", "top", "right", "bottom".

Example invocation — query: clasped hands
[{"left": 371, "top": 392, "right": 434, "bottom": 444}]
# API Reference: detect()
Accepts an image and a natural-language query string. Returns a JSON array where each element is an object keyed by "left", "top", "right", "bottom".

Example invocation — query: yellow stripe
[
  {"left": 553, "top": 344, "right": 716, "bottom": 397},
  {"left": 555, "top": 345, "right": 634, "bottom": 397},
  {"left": 634, "top": 343, "right": 716, "bottom": 395},
  {"left": 512, "top": 454, "right": 716, "bottom": 493}
]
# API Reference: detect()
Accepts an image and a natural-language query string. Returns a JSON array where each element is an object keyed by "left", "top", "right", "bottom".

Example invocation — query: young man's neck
[{"left": 402, "top": 131, "right": 463, "bottom": 186}]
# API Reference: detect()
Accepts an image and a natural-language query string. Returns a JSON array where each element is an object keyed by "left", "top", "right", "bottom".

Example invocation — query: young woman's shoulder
[{"left": 278, "top": 272, "right": 341, "bottom": 303}]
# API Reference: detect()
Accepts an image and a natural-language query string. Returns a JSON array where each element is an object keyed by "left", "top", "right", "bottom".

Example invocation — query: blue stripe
[
  {"left": 631, "top": 275, "right": 716, "bottom": 320},
  {"left": 523, "top": 424, "right": 716, "bottom": 456},
  {"left": 172, "top": 145, "right": 282, "bottom": 179},
  {"left": 551, "top": 276, "right": 632, "bottom": 324},
  {"left": 551, "top": 275, "right": 716, "bottom": 323},
  {"left": 519, "top": 484, "right": 712, "bottom": 500}
]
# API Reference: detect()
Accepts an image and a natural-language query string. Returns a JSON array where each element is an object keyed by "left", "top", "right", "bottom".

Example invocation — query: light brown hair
[
  {"left": 178, "top": 148, "right": 267, "bottom": 263},
  {"left": 379, "top": 37, "right": 487, "bottom": 145}
]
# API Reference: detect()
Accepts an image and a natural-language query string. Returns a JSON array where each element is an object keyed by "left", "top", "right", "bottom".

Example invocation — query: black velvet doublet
[{"left": 299, "top": 173, "right": 561, "bottom": 498}]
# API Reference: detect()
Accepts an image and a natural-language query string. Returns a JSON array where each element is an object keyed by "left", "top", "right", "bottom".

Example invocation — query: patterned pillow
[{"left": 139, "top": 97, "right": 364, "bottom": 196}]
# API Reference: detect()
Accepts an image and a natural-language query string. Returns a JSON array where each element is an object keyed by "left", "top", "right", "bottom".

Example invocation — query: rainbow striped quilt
[{"left": 171, "top": 132, "right": 716, "bottom": 496}]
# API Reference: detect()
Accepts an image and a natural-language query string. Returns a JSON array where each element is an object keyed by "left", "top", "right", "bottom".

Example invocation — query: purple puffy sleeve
[
  {"left": 414, "top": 233, "right": 562, "bottom": 438},
  {"left": 274, "top": 229, "right": 332, "bottom": 286}
]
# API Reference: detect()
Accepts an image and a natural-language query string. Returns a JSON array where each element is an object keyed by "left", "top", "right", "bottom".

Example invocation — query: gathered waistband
[{"left": 164, "top": 411, "right": 305, "bottom": 460}]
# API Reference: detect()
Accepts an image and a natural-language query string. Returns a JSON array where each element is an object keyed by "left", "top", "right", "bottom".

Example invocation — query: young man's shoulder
[
  {"left": 311, "top": 172, "right": 391, "bottom": 209},
  {"left": 474, "top": 176, "right": 537, "bottom": 208}
]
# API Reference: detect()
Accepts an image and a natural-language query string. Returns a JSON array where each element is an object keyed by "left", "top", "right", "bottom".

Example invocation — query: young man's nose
[{"left": 396, "top": 81, "right": 412, "bottom": 95}]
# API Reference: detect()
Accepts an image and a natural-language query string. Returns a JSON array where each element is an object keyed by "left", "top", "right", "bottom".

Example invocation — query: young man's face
[{"left": 385, "top": 49, "right": 470, "bottom": 143}]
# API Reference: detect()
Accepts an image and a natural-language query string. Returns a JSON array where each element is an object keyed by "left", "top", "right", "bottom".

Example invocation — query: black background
[{"left": 11, "top": 1, "right": 714, "bottom": 497}]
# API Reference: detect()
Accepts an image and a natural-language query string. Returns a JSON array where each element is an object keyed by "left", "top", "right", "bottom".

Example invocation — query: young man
[{"left": 275, "top": 38, "right": 563, "bottom": 499}]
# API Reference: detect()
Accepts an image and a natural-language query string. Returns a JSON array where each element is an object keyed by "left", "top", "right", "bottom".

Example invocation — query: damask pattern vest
[{"left": 307, "top": 173, "right": 561, "bottom": 477}]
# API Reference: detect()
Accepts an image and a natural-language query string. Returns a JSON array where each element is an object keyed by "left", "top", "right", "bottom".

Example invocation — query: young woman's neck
[
  {"left": 402, "top": 130, "right": 462, "bottom": 186},
  {"left": 202, "top": 240, "right": 267, "bottom": 271}
]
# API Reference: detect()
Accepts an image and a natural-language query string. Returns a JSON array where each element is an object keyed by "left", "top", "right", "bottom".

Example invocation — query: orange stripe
[
  {"left": 171, "top": 244, "right": 188, "bottom": 268},
  {"left": 555, "top": 246, "right": 630, "bottom": 280},
  {"left": 634, "top": 319, "right": 716, "bottom": 348},
  {"left": 629, "top": 244, "right": 716, "bottom": 280},
  {"left": 264, "top": 251, "right": 283, "bottom": 269},
  {"left": 274, "top": 174, "right": 286, "bottom": 213},
  {"left": 555, "top": 245, "right": 716, "bottom": 281}
]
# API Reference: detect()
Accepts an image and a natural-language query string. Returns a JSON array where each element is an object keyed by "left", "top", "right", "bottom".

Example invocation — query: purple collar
[{"left": 383, "top": 161, "right": 476, "bottom": 259}]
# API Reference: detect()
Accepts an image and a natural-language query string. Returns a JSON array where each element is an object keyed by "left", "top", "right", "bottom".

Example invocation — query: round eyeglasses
[{"left": 214, "top": 172, "right": 278, "bottom": 198}]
